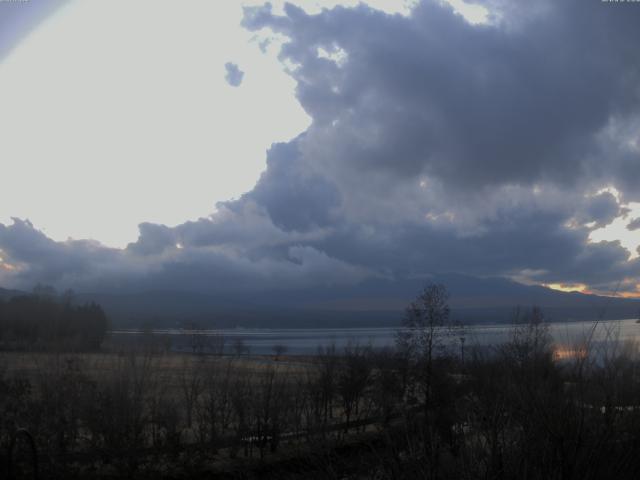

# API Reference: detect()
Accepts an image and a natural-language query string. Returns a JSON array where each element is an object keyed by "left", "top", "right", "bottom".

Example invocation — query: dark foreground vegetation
[{"left": 2, "top": 285, "right": 640, "bottom": 479}]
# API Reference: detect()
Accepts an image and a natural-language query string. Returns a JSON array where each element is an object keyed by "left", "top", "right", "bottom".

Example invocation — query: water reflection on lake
[{"left": 110, "top": 318, "right": 640, "bottom": 356}]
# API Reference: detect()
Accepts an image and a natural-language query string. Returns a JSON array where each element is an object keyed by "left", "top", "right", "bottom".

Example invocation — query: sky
[{"left": 1, "top": 0, "right": 640, "bottom": 298}]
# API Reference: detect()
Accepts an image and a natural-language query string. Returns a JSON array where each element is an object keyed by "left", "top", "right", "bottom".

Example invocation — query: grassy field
[
  {"left": 1, "top": 347, "right": 387, "bottom": 478},
  {"left": 5, "top": 321, "right": 640, "bottom": 479}
]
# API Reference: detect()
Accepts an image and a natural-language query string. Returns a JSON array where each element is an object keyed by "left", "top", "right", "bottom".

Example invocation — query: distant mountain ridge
[
  {"left": 0, "top": 287, "right": 23, "bottom": 300},
  {"left": 2, "top": 274, "right": 639, "bottom": 328},
  {"left": 77, "top": 274, "right": 640, "bottom": 328}
]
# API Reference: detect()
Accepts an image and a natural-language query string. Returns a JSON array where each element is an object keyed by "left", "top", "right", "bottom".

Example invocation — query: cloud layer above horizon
[{"left": 2, "top": 0, "right": 640, "bottom": 297}]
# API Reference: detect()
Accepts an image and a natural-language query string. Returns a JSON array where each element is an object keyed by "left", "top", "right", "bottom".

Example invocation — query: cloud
[
  {"left": 579, "top": 192, "right": 627, "bottom": 229},
  {"left": 245, "top": 1, "right": 640, "bottom": 194},
  {"left": 3, "top": 0, "right": 640, "bottom": 298},
  {"left": 224, "top": 61, "right": 245, "bottom": 86},
  {"left": 240, "top": 138, "right": 342, "bottom": 232},
  {"left": 628, "top": 218, "right": 640, "bottom": 232},
  {"left": 0, "top": 218, "right": 121, "bottom": 287},
  {"left": 0, "top": 213, "right": 371, "bottom": 294}
]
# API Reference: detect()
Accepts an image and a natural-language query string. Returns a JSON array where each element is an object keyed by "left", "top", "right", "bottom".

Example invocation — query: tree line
[{"left": 0, "top": 286, "right": 109, "bottom": 351}]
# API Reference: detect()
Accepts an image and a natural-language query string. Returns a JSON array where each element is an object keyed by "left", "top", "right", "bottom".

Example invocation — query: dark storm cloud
[
  {"left": 579, "top": 192, "right": 627, "bottom": 229},
  {"left": 240, "top": 139, "right": 342, "bottom": 232},
  {"left": 0, "top": 219, "right": 119, "bottom": 286},
  {"left": 224, "top": 62, "right": 244, "bottom": 87},
  {"left": 2, "top": 0, "right": 640, "bottom": 297},
  {"left": 309, "top": 199, "right": 637, "bottom": 287},
  {"left": 235, "top": 0, "right": 640, "bottom": 290},
  {"left": 126, "top": 223, "right": 176, "bottom": 256},
  {"left": 243, "top": 0, "right": 640, "bottom": 195},
  {"left": 1, "top": 217, "right": 370, "bottom": 293}
]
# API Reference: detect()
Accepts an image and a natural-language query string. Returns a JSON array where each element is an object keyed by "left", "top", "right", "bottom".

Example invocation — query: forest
[{"left": 0, "top": 288, "right": 109, "bottom": 351}]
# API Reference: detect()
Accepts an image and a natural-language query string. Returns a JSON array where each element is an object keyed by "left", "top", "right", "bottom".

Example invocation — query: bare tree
[
  {"left": 370, "top": 348, "right": 403, "bottom": 425},
  {"left": 179, "top": 357, "right": 203, "bottom": 429},
  {"left": 316, "top": 343, "right": 338, "bottom": 427},
  {"left": 272, "top": 344, "right": 288, "bottom": 361},
  {"left": 337, "top": 342, "right": 372, "bottom": 432},
  {"left": 396, "top": 283, "right": 451, "bottom": 406},
  {"left": 196, "top": 357, "right": 235, "bottom": 447}
]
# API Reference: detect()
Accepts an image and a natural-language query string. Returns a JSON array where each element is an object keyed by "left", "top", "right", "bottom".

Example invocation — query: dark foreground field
[{"left": 3, "top": 319, "right": 640, "bottom": 479}]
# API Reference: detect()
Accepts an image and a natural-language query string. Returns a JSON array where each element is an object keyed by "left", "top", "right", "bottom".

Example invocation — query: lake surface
[{"left": 110, "top": 318, "right": 640, "bottom": 356}]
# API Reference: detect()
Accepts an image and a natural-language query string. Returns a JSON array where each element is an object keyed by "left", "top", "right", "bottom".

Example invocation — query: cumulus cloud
[
  {"left": 628, "top": 218, "right": 640, "bottom": 232},
  {"left": 246, "top": 1, "right": 640, "bottom": 193},
  {"left": 224, "top": 61, "right": 244, "bottom": 86},
  {"left": 242, "top": 139, "right": 342, "bottom": 232},
  {"left": 2, "top": 0, "right": 640, "bottom": 298}
]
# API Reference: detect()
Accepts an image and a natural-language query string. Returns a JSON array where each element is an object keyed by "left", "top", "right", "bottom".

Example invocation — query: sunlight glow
[
  {"left": 0, "top": 252, "right": 18, "bottom": 272},
  {"left": 553, "top": 345, "right": 588, "bottom": 361},
  {"left": 544, "top": 283, "right": 589, "bottom": 294},
  {"left": 0, "top": 0, "right": 310, "bottom": 248},
  {"left": 444, "top": 0, "right": 489, "bottom": 24},
  {"left": 589, "top": 201, "right": 640, "bottom": 260},
  {"left": 0, "top": 0, "right": 491, "bottom": 249},
  {"left": 615, "top": 289, "right": 640, "bottom": 299},
  {"left": 317, "top": 46, "right": 348, "bottom": 67}
]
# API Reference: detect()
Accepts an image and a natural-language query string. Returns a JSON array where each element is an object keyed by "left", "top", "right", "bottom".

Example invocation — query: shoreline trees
[{"left": 0, "top": 290, "right": 109, "bottom": 351}]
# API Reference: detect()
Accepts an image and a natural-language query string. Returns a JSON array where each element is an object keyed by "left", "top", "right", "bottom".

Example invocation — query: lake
[{"left": 110, "top": 318, "right": 640, "bottom": 356}]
